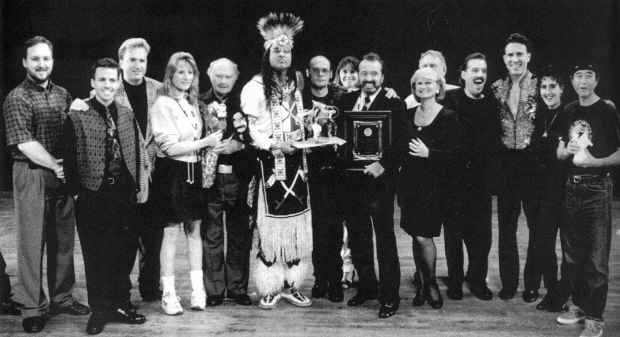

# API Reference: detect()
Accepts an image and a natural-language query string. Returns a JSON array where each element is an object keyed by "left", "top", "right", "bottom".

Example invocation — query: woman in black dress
[{"left": 399, "top": 68, "right": 462, "bottom": 309}]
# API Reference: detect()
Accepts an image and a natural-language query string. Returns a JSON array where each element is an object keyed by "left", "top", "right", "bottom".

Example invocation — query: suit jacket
[
  {"left": 115, "top": 76, "right": 162, "bottom": 202},
  {"left": 337, "top": 88, "right": 407, "bottom": 177},
  {"left": 64, "top": 101, "right": 144, "bottom": 198}
]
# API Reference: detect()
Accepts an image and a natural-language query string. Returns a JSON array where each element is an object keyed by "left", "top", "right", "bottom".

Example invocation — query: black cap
[{"left": 572, "top": 63, "right": 598, "bottom": 77}]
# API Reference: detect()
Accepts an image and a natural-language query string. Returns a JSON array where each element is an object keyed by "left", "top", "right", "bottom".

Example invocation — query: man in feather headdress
[{"left": 240, "top": 12, "right": 313, "bottom": 309}]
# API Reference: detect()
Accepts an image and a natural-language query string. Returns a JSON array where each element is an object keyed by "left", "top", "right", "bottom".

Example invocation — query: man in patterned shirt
[
  {"left": 2, "top": 36, "right": 89, "bottom": 333},
  {"left": 491, "top": 33, "right": 544, "bottom": 302}
]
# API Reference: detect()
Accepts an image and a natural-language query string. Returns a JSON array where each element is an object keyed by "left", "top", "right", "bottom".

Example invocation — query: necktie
[
  {"left": 105, "top": 107, "right": 123, "bottom": 177},
  {"left": 362, "top": 96, "right": 371, "bottom": 111}
]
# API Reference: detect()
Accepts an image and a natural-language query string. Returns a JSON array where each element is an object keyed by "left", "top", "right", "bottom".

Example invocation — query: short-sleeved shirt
[
  {"left": 3, "top": 76, "right": 72, "bottom": 160},
  {"left": 561, "top": 99, "right": 620, "bottom": 175}
]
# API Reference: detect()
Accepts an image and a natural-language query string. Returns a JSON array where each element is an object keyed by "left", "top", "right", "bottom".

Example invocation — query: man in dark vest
[{"left": 64, "top": 58, "right": 146, "bottom": 335}]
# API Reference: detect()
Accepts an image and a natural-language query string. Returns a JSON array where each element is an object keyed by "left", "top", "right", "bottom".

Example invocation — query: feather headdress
[{"left": 257, "top": 13, "right": 304, "bottom": 50}]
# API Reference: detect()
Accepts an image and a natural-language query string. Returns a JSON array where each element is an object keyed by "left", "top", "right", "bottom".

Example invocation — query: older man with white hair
[
  {"left": 199, "top": 58, "right": 256, "bottom": 307},
  {"left": 405, "top": 50, "right": 460, "bottom": 109}
]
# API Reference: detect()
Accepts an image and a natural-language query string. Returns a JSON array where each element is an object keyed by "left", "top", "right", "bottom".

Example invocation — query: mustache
[
  {"left": 362, "top": 80, "right": 377, "bottom": 86},
  {"left": 35, "top": 67, "right": 48, "bottom": 71},
  {"left": 473, "top": 77, "right": 485, "bottom": 82}
]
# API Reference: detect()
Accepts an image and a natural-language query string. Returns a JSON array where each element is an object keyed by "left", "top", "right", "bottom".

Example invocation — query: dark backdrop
[{"left": 1, "top": 0, "right": 619, "bottom": 190}]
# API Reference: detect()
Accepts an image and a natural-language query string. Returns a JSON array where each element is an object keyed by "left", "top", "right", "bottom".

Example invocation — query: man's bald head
[
  {"left": 306, "top": 55, "right": 332, "bottom": 89},
  {"left": 207, "top": 58, "right": 239, "bottom": 97}
]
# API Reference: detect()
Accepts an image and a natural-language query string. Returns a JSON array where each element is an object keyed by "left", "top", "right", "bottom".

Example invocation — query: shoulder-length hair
[
  {"left": 332, "top": 56, "right": 359, "bottom": 86},
  {"left": 162, "top": 52, "right": 200, "bottom": 104},
  {"left": 260, "top": 46, "right": 298, "bottom": 104},
  {"left": 410, "top": 67, "right": 446, "bottom": 101}
]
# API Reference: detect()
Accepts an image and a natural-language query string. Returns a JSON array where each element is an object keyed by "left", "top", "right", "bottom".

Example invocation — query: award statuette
[{"left": 343, "top": 111, "right": 392, "bottom": 171}]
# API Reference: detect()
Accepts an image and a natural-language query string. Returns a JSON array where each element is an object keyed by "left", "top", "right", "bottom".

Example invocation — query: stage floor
[{"left": 0, "top": 195, "right": 619, "bottom": 337}]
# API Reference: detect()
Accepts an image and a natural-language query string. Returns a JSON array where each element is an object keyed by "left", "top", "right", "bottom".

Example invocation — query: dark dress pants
[
  {"left": 444, "top": 181, "right": 492, "bottom": 288},
  {"left": 135, "top": 198, "right": 163, "bottom": 296},
  {"left": 346, "top": 172, "right": 400, "bottom": 304},
  {"left": 74, "top": 176, "right": 139, "bottom": 315},
  {"left": 528, "top": 164, "right": 563, "bottom": 291},
  {"left": 309, "top": 167, "right": 345, "bottom": 287},
  {"left": 496, "top": 151, "right": 543, "bottom": 293},
  {"left": 202, "top": 173, "right": 253, "bottom": 297},
  {"left": 0, "top": 251, "right": 10, "bottom": 305}
]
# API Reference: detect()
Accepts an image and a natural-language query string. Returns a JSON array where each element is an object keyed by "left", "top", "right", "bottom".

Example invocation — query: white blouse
[{"left": 150, "top": 94, "right": 203, "bottom": 162}]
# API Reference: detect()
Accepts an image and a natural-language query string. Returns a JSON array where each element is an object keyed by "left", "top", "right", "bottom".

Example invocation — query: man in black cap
[{"left": 555, "top": 63, "right": 619, "bottom": 337}]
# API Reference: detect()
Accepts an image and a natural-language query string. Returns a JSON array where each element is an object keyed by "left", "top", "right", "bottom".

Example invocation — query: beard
[{"left": 27, "top": 67, "right": 50, "bottom": 84}]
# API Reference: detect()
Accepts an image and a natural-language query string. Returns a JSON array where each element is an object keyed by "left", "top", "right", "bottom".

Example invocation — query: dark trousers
[
  {"left": 345, "top": 173, "right": 400, "bottom": 304},
  {"left": 0, "top": 251, "right": 10, "bottom": 305},
  {"left": 309, "top": 167, "right": 344, "bottom": 287},
  {"left": 529, "top": 166, "right": 563, "bottom": 291},
  {"left": 444, "top": 186, "right": 492, "bottom": 287},
  {"left": 13, "top": 161, "right": 76, "bottom": 318},
  {"left": 74, "top": 176, "right": 139, "bottom": 314},
  {"left": 135, "top": 199, "right": 163, "bottom": 296},
  {"left": 202, "top": 172, "right": 253, "bottom": 297},
  {"left": 559, "top": 175, "right": 612, "bottom": 320},
  {"left": 496, "top": 152, "right": 543, "bottom": 293}
]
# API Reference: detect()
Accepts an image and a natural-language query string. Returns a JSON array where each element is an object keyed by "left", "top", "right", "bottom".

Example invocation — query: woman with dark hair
[
  {"left": 530, "top": 65, "right": 568, "bottom": 311},
  {"left": 150, "top": 52, "right": 223, "bottom": 315},
  {"left": 332, "top": 56, "right": 360, "bottom": 92},
  {"left": 399, "top": 68, "right": 462, "bottom": 310},
  {"left": 240, "top": 13, "right": 313, "bottom": 310}
]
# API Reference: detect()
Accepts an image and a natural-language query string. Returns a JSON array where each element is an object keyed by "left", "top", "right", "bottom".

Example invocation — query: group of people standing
[{"left": 2, "top": 12, "right": 617, "bottom": 337}]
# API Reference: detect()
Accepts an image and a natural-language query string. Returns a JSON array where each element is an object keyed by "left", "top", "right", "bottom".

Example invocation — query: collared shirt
[
  {"left": 3, "top": 76, "right": 72, "bottom": 160},
  {"left": 491, "top": 71, "right": 538, "bottom": 150},
  {"left": 353, "top": 88, "right": 382, "bottom": 111}
]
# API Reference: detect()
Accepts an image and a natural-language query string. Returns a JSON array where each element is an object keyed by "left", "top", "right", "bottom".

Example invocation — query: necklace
[
  {"left": 543, "top": 108, "right": 560, "bottom": 138},
  {"left": 175, "top": 99, "right": 198, "bottom": 132}
]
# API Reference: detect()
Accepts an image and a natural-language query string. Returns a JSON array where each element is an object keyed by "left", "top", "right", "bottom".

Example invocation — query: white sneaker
[
  {"left": 190, "top": 291, "right": 206, "bottom": 310},
  {"left": 162, "top": 295, "right": 183, "bottom": 315},
  {"left": 557, "top": 305, "right": 585, "bottom": 325},
  {"left": 580, "top": 319, "right": 604, "bottom": 337},
  {"left": 259, "top": 293, "right": 281, "bottom": 309},
  {"left": 281, "top": 288, "right": 312, "bottom": 307}
]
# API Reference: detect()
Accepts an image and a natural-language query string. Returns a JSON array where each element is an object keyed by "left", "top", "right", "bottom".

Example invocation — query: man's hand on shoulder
[
  {"left": 70, "top": 98, "right": 90, "bottom": 111},
  {"left": 384, "top": 87, "right": 400, "bottom": 99}
]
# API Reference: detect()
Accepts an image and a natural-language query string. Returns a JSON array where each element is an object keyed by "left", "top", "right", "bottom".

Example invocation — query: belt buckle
[
  {"left": 572, "top": 175, "right": 581, "bottom": 184},
  {"left": 218, "top": 165, "right": 233, "bottom": 174},
  {"left": 107, "top": 177, "right": 115, "bottom": 185}
]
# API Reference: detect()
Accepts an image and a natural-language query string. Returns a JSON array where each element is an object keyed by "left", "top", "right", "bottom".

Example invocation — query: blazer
[
  {"left": 115, "top": 76, "right": 162, "bottom": 202},
  {"left": 337, "top": 88, "right": 407, "bottom": 177}
]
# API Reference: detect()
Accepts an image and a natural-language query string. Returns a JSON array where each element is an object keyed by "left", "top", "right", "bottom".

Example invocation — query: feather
[{"left": 257, "top": 13, "right": 304, "bottom": 50}]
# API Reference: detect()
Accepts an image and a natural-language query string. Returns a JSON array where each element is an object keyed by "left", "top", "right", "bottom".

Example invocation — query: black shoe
[
  {"left": 50, "top": 300, "right": 91, "bottom": 316},
  {"left": 347, "top": 291, "right": 378, "bottom": 306},
  {"left": 470, "top": 285, "right": 493, "bottom": 301},
  {"left": 86, "top": 313, "right": 107, "bottom": 335},
  {"left": 522, "top": 289, "right": 539, "bottom": 303},
  {"left": 232, "top": 294, "right": 252, "bottom": 306},
  {"left": 411, "top": 288, "right": 426, "bottom": 306},
  {"left": 1, "top": 298, "right": 23, "bottom": 315},
  {"left": 110, "top": 307, "right": 146, "bottom": 324},
  {"left": 378, "top": 301, "right": 399, "bottom": 318},
  {"left": 22, "top": 316, "right": 46, "bottom": 333},
  {"left": 141, "top": 289, "right": 163, "bottom": 302},
  {"left": 311, "top": 283, "right": 327, "bottom": 299},
  {"left": 499, "top": 289, "right": 515, "bottom": 300},
  {"left": 206, "top": 294, "right": 224, "bottom": 307},
  {"left": 327, "top": 284, "right": 344, "bottom": 303},
  {"left": 446, "top": 284, "right": 463, "bottom": 300},
  {"left": 426, "top": 283, "right": 443, "bottom": 309},
  {"left": 535, "top": 296, "right": 551, "bottom": 310}
]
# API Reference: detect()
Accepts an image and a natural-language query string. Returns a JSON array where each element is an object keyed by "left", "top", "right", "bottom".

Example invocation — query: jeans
[{"left": 560, "top": 175, "right": 612, "bottom": 320}]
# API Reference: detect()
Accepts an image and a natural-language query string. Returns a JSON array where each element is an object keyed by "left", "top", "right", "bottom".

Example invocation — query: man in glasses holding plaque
[{"left": 338, "top": 52, "right": 406, "bottom": 318}]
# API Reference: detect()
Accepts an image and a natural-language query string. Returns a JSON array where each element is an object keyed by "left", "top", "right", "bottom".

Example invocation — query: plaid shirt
[{"left": 3, "top": 76, "right": 72, "bottom": 160}]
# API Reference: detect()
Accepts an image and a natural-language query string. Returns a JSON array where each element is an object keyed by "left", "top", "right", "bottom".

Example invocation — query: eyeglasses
[{"left": 310, "top": 68, "right": 330, "bottom": 75}]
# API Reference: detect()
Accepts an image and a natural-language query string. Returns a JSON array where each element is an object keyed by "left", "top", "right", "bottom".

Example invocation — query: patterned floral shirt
[
  {"left": 491, "top": 71, "right": 538, "bottom": 150},
  {"left": 3, "top": 76, "right": 72, "bottom": 160}
]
